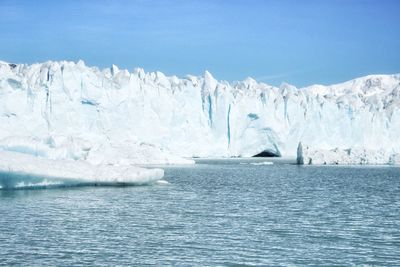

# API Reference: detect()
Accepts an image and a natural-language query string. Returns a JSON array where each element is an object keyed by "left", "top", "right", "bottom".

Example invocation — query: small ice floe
[
  {"left": 250, "top": 161, "right": 274, "bottom": 166},
  {"left": 156, "top": 180, "right": 170, "bottom": 185}
]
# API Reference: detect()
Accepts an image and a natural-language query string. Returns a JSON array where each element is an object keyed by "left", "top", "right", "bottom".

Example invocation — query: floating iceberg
[
  {"left": 297, "top": 143, "right": 400, "bottom": 165},
  {"left": 0, "top": 150, "right": 164, "bottom": 189}
]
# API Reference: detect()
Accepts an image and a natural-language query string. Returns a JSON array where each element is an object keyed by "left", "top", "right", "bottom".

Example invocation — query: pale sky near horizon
[{"left": 0, "top": 0, "right": 399, "bottom": 87}]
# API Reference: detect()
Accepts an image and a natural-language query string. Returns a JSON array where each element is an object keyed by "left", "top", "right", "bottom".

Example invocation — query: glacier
[
  {"left": 0, "top": 60, "right": 399, "bottom": 164},
  {"left": 297, "top": 143, "right": 400, "bottom": 165}
]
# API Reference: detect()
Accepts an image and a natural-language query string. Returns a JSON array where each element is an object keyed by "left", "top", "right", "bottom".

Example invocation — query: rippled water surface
[{"left": 1, "top": 159, "right": 400, "bottom": 266}]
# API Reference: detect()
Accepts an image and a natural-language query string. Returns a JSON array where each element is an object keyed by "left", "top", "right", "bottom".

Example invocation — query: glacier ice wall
[
  {"left": 297, "top": 143, "right": 400, "bottom": 165},
  {"left": 0, "top": 60, "right": 399, "bottom": 158}
]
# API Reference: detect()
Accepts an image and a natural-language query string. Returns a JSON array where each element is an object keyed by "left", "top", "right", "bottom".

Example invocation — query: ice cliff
[
  {"left": 1, "top": 60, "right": 399, "bottom": 160},
  {"left": 297, "top": 143, "right": 400, "bottom": 165}
]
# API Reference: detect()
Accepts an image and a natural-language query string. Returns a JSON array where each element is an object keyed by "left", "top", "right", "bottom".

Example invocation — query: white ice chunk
[
  {"left": 0, "top": 151, "right": 164, "bottom": 189},
  {"left": 250, "top": 161, "right": 274, "bottom": 165}
]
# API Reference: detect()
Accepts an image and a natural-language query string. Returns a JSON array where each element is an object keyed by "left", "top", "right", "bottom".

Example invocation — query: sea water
[{"left": 0, "top": 159, "right": 399, "bottom": 266}]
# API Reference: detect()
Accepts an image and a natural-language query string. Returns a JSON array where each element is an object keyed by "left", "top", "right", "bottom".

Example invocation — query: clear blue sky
[{"left": 1, "top": 0, "right": 399, "bottom": 86}]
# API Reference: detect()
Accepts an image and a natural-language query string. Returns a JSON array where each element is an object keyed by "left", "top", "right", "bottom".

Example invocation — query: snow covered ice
[
  {"left": 297, "top": 142, "right": 400, "bottom": 165},
  {"left": 0, "top": 150, "right": 164, "bottom": 189},
  {"left": 0, "top": 60, "right": 399, "bottom": 169}
]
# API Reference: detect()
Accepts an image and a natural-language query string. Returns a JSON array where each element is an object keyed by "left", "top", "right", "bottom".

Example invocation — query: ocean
[{"left": 1, "top": 159, "right": 399, "bottom": 266}]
